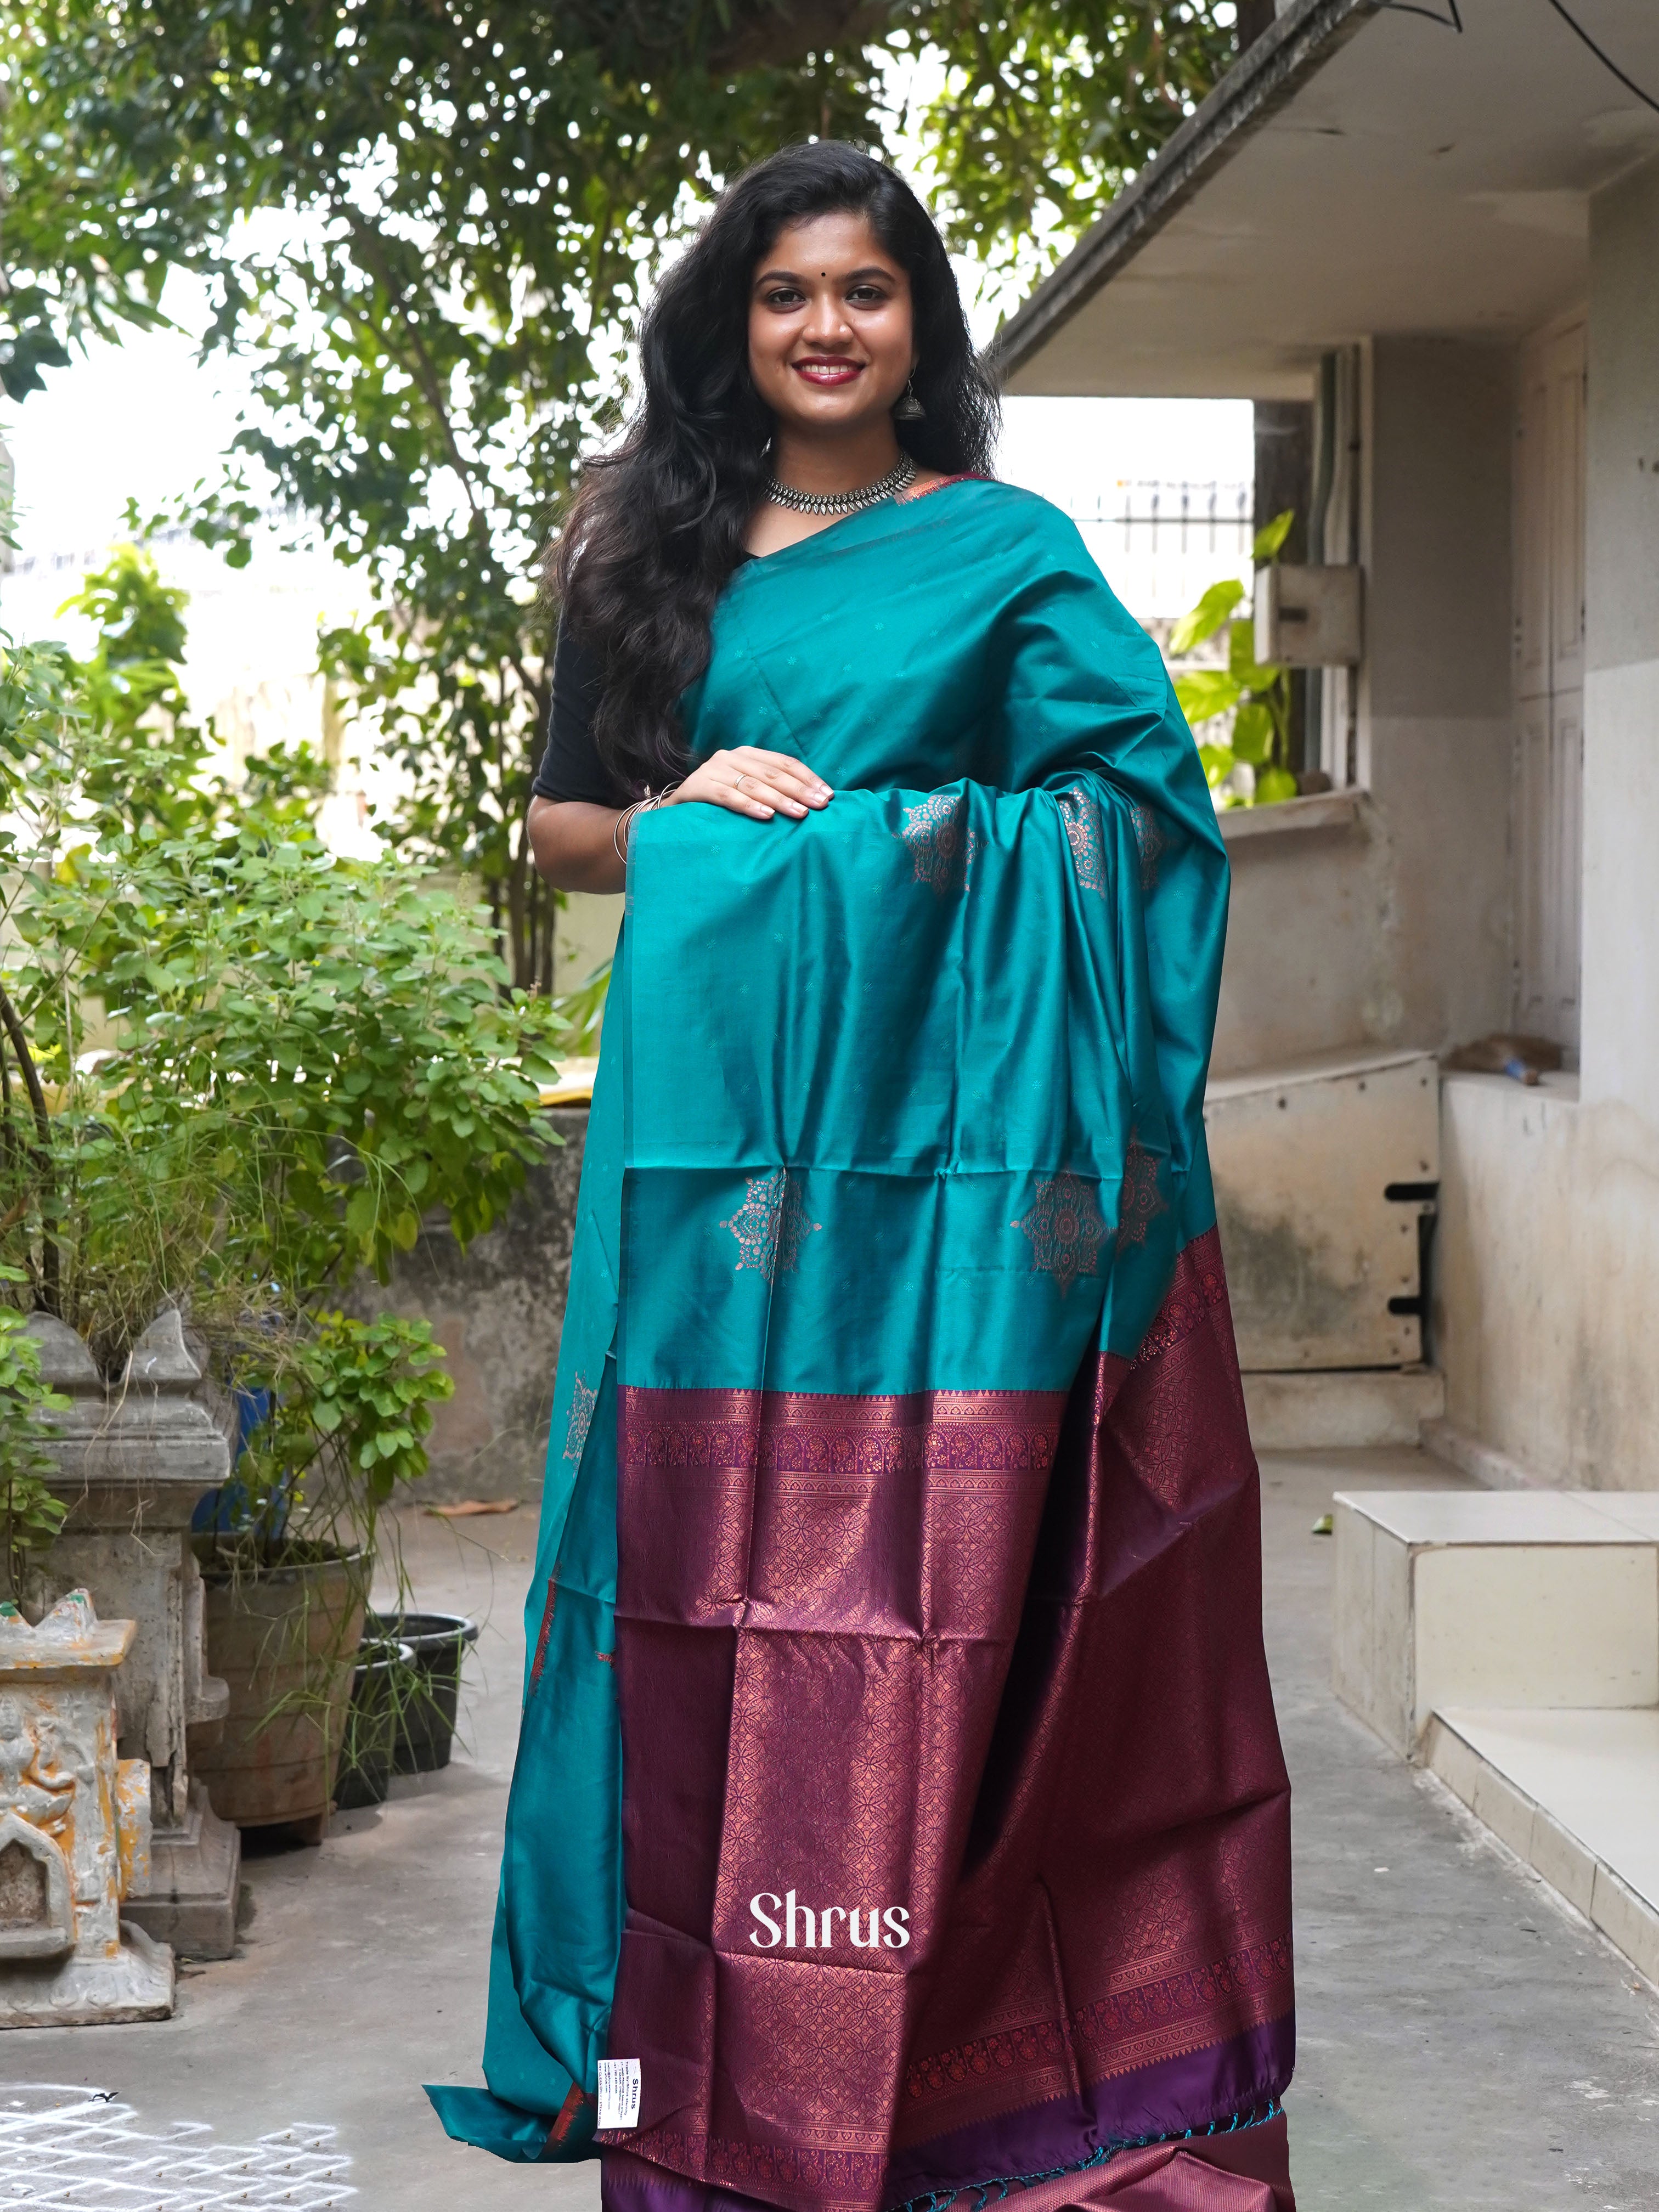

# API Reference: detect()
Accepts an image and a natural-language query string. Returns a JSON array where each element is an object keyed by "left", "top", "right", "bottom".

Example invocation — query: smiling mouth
[{"left": 792, "top": 358, "right": 864, "bottom": 386}]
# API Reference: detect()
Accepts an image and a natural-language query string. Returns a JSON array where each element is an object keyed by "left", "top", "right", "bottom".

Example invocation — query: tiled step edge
[{"left": 1424, "top": 1713, "right": 1659, "bottom": 1985}]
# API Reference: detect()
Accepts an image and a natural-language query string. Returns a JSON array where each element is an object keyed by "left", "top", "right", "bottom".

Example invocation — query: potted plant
[{"left": 0, "top": 554, "right": 562, "bottom": 1832}]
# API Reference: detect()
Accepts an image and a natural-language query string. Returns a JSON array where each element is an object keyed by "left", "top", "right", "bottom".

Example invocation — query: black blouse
[
  {"left": 533, "top": 561, "right": 757, "bottom": 809},
  {"left": 531, "top": 625, "right": 630, "bottom": 809}
]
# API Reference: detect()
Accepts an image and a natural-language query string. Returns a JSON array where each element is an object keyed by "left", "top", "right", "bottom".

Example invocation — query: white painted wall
[
  {"left": 1581, "top": 150, "right": 1659, "bottom": 1116},
  {"left": 1437, "top": 149, "right": 1659, "bottom": 1489},
  {"left": 1212, "top": 337, "right": 1513, "bottom": 1077},
  {"left": 1438, "top": 1074, "right": 1659, "bottom": 1487}
]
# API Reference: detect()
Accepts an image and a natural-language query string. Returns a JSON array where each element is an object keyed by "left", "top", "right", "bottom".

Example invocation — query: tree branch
[{"left": 705, "top": 0, "right": 894, "bottom": 73}]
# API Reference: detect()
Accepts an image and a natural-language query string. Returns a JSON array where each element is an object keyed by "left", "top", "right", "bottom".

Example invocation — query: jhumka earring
[{"left": 894, "top": 375, "right": 925, "bottom": 421}]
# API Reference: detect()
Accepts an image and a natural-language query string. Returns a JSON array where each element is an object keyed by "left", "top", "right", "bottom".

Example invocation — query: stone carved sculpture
[
  {"left": 26, "top": 1307, "right": 241, "bottom": 1958},
  {"left": 0, "top": 1589, "right": 174, "bottom": 2025}
]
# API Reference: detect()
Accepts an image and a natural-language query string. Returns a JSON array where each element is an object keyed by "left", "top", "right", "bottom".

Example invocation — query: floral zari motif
[
  {"left": 1128, "top": 798, "right": 1165, "bottom": 892},
  {"left": 1116, "top": 1133, "right": 1169, "bottom": 1251},
  {"left": 720, "top": 1169, "right": 821, "bottom": 1284},
  {"left": 899, "top": 792, "right": 977, "bottom": 895},
  {"left": 563, "top": 1374, "right": 598, "bottom": 1466},
  {"left": 1057, "top": 786, "right": 1106, "bottom": 897},
  {"left": 1012, "top": 1170, "right": 1107, "bottom": 1295}
]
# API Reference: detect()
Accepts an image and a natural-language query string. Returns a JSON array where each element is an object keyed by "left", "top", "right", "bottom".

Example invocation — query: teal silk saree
[{"left": 430, "top": 480, "right": 1296, "bottom": 2209}]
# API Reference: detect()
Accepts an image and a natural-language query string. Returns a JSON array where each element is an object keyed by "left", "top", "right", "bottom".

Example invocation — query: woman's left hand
[{"left": 664, "top": 746, "right": 834, "bottom": 822}]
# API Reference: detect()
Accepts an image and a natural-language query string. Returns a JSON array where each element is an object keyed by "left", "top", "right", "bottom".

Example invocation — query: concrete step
[
  {"left": 1333, "top": 1488, "right": 1659, "bottom": 1758},
  {"left": 1426, "top": 1706, "right": 1659, "bottom": 1985},
  {"left": 1243, "top": 1364, "right": 1443, "bottom": 1450}
]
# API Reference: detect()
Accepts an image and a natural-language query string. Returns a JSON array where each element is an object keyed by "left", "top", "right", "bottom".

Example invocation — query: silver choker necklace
[{"left": 765, "top": 454, "right": 917, "bottom": 516}]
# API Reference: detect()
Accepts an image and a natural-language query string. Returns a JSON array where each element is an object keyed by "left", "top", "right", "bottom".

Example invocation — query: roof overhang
[{"left": 995, "top": 0, "right": 1659, "bottom": 400}]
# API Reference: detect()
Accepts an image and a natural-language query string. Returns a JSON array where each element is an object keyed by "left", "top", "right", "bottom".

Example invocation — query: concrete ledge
[
  {"left": 1219, "top": 787, "right": 1364, "bottom": 844},
  {"left": 1425, "top": 1708, "right": 1659, "bottom": 1986},
  {"left": 1243, "top": 1365, "right": 1443, "bottom": 1450},
  {"left": 1332, "top": 1490, "right": 1659, "bottom": 1756},
  {"left": 1421, "top": 1414, "right": 1554, "bottom": 1491}
]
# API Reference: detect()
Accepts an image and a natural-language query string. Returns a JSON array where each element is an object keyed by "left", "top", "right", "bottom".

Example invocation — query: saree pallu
[{"left": 429, "top": 481, "right": 1295, "bottom": 2210}]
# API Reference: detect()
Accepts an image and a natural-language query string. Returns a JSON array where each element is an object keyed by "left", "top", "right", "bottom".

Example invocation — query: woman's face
[{"left": 747, "top": 211, "right": 916, "bottom": 442}]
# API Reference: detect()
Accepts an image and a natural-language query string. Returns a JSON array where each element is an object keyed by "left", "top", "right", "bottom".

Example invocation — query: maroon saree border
[
  {"left": 620, "top": 1386, "right": 1070, "bottom": 1473},
  {"left": 600, "top": 2024, "right": 1296, "bottom": 2212},
  {"left": 603, "top": 1227, "right": 1294, "bottom": 2212}
]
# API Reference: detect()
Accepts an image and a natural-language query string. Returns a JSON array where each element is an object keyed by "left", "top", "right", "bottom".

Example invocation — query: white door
[{"left": 1513, "top": 320, "right": 1585, "bottom": 1052}]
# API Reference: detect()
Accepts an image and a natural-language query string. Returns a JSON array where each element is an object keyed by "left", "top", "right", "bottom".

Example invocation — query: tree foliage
[
  {"left": 1, "top": 2, "right": 1240, "bottom": 981},
  {"left": 905, "top": 5, "right": 1234, "bottom": 269}
]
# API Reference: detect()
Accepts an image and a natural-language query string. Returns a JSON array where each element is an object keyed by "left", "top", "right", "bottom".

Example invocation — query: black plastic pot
[
  {"left": 335, "top": 1634, "right": 415, "bottom": 1812},
  {"left": 366, "top": 1609, "right": 480, "bottom": 1774}
]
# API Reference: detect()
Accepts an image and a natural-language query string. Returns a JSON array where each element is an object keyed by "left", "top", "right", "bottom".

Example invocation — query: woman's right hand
[{"left": 664, "top": 746, "right": 833, "bottom": 822}]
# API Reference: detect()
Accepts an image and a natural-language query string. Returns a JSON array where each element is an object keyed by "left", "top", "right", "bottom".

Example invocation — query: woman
[{"left": 430, "top": 143, "right": 1296, "bottom": 2211}]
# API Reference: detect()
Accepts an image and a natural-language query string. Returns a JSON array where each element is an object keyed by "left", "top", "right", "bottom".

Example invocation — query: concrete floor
[{"left": 14, "top": 1451, "right": 1659, "bottom": 2208}]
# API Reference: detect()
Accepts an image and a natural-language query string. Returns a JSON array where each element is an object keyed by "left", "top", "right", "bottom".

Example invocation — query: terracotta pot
[{"left": 195, "top": 1547, "right": 365, "bottom": 1838}]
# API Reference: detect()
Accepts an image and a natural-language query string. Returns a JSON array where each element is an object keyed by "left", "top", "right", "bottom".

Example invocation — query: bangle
[
  {"left": 612, "top": 782, "right": 684, "bottom": 866},
  {"left": 612, "top": 801, "right": 643, "bottom": 864}
]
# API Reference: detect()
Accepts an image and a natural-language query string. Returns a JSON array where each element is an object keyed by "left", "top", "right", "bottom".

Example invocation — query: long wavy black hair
[{"left": 551, "top": 142, "right": 1000, "bottom": 795}]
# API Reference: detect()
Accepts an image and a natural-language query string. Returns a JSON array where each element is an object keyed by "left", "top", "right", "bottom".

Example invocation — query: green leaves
[
  {"left": 1171, "top": 667, "right": 1242, "bottom": 729},
  {"left": 1197, "top": 741, "right": 1236, "bottom": 792},
  {"left": 0, "top": 565, "right": 574, "bottom": 1585},
  {"left": 915, "top": 4, "right": 1235, "bottom": 281},
  {"left": 1168, "top": 578, "right": 1244, "bottom": 658},
  {"left": 1229, "top": 702, "right": 1274, "bottom": 767},
  {"left": 239, "top": 1312, "right": 455, "bottom": 1515},
  {"left": 0, "top": 1300, "right": 71, "bottom": 1600},
  {"left": 1252, "top": 508, "right": 1295, "bottom": 564},
  {"left": 1169, "top": 529, "right": 1298, "bottom": 810}
]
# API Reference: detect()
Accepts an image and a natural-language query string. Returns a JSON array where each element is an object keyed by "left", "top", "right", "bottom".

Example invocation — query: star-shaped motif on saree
[
  {"left": 1012, "top": 1171, "right": 1107, "bottom": 1296},
  {"left": 721, "top": 1170, "right": 821, "bottom": 1283}
]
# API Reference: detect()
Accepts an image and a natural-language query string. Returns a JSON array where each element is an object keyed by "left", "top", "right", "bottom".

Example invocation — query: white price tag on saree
[{"left": 596, "top": 2058, "right": 641, "bottom": 2132}]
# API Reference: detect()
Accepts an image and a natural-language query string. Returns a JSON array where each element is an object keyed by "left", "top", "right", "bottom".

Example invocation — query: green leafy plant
[
  {"left": 0, "top": 552, "right": 563, "bottom": 1646},
  {"left": 1169, "top": 509, "right": 1300, "bottom": 808},
  {"left": 223, "top": 1312, "right": 454, "bottom": 1568},
  {"left": 3, "top": 550, "right": 565, "bottom": 1356},
  {"left": 0, "top": 1291, "right": 70, "bottom": 1602}
]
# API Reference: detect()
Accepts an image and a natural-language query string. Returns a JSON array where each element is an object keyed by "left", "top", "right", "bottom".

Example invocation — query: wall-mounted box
[
  {"left": 1255, "top": 563, "right": 1363, "bottom": 666},
  {"left": 1204, "top": 1043, "right": 1437, "bottom": 1371}
]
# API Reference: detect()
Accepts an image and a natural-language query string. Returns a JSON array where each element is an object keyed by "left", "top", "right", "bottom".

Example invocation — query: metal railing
[
  {"left": 1073, "top": 478, "right": 1253, "bottom": 552},
  {"left": 1063, "top": 479, "right": 1254, "bottom": 618}
]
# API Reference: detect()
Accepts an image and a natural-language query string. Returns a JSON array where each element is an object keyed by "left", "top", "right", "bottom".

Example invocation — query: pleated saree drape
[{"left": 429, "top": 480, "right": 1296, "bottom": 2210}]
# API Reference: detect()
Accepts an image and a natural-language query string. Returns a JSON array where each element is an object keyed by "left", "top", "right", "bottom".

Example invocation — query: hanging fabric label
[{"left": 597, "top": 2058, "right": 642, "bottom": 2131}]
